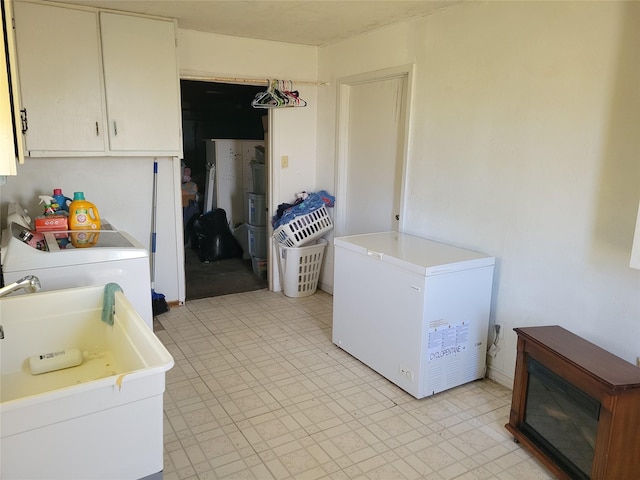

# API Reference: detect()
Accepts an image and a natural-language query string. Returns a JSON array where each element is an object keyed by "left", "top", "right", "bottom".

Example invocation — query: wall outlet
[
  {"left": 399, "top": 365, "right": 414, "bottom": 381},
  {"left": 488, "top": 344, "right": 500, "bottom": 357},
  {"left": 281, "top": 155, "right": 289, "bottom": 168}
]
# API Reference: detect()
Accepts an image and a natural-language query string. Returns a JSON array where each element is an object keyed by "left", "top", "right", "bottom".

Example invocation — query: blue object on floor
[{"left": 102, "top": 283, "right": 123, "bottom": 325}]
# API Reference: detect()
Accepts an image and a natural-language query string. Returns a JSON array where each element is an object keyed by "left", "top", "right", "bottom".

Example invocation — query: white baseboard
[
  {"left": 319, "top": 281, "right": 333, "bottom": 295},
  {"left": 487, "top": 365, "right": 513, "bottom": 389}
]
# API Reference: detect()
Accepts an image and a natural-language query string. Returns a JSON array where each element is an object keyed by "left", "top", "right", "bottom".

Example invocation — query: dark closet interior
[
  {"left": 180, "top": 80, "right": 268, "bottom": 299},
  {"left": 181, "top": 80, "right": 266, "bottom": 199}
]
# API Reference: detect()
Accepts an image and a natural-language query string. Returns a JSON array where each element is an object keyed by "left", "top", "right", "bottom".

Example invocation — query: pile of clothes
[{"left": 272, "top": 190, "right": 335, "bottom": 229}]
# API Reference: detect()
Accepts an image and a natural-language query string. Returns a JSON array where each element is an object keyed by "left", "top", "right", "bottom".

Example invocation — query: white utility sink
[{"left": 0, "top": 285, "right": 174, "bottom": 480}]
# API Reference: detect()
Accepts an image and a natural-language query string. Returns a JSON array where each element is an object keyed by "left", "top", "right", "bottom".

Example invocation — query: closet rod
[{"left": 181, "top": 75, "right": 329, "bottom": 86}]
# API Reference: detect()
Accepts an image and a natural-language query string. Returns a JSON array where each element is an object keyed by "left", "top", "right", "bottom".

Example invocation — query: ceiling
[{"left": 48, "top": 0, "right": 459, "bottom": 46}]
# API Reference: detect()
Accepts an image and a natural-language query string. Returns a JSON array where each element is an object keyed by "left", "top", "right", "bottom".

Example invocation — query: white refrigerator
[
  {"left": 204, "top": 139, "right": 264, "bottom": 224},
  {"left": 332, "top": 231, "right": 495, "bottom": 399}
]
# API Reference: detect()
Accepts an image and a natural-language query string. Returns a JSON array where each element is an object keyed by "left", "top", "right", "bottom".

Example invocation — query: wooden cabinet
[
  {"left": 506, "top": 326, "right": 640, "bottom": 480},
  {"left": 13, "top": 1, "right": 182, "bottom": 157}
]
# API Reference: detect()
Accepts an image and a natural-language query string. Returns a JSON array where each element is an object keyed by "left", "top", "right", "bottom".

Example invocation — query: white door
[{"left": 337, "top": 71, "right": 408, "bottom": 236}]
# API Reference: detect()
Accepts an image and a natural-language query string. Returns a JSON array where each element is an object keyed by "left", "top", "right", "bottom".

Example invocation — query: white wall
[
  {"left": 317, "top": 1, "right": 640, "bottom": 384},
  {"left": 178, "top": 29, "right": 319, "bottom": 208}
]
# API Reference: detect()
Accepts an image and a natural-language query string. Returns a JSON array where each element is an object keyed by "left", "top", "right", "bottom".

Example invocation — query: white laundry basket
[
  {"left": 277, "top": 238, "right": 327, "bottom": 298},
  {"left": 273, "top": 205, "right": 333, "bottom": 248}
]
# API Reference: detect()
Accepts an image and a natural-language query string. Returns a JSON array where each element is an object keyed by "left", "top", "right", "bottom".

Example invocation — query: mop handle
[{"left": 151, "top": 161, "right": 159, "bottom": 289}]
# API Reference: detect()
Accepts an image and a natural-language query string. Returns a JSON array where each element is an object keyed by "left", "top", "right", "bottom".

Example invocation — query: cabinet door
[
  {"left": 1, "top": 1, "right": 16, "bottom": 175},
  {"left": 100, "top": 13, "right": 182, "bottom": 155},
  {"left": 13, "top": 2, "right": 105, "bottom": 155}
]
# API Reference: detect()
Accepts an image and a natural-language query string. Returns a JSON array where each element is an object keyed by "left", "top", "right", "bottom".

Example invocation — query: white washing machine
[{"left": 1, "top": 221, "right": 153, "bottom": 329}]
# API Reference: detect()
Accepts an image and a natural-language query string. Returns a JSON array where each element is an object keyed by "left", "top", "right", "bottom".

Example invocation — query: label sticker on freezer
[{"left": 427, "top": 321, "right": 470, "bottom": 362}]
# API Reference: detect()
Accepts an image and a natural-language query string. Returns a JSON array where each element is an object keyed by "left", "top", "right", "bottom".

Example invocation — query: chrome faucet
[{"left": 0, "top": 275, "right": 42, "bottom": 298}]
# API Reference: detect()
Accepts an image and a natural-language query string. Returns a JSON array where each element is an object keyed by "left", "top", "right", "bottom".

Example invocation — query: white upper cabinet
[
  {"left": 13, "top": 1, "right": 182, "bottom": 157},
  {"left": 1, "top": 2, "right": 17, "bottom": 175},
  {"left": 100, "top": 12, "right": 181, "bottom": 154},
  {"left": 1, "top": 0, "right": 24, "bottom": 174},
  {"left": 13, "top": 2, "right": 105, "bottom": 156}
]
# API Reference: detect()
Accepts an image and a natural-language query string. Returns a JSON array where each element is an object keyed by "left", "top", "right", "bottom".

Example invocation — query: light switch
[{"left": 281, "top": 156, "right": 289, "bottom": 168}]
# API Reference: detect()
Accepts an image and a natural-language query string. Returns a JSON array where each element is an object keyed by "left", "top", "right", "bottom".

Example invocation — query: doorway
[
  {"left": 335, "top": 67, "right": 410, "bottom": 236},
  {"left": 180, "top": 79, "right": 268, "bottom": 299}
]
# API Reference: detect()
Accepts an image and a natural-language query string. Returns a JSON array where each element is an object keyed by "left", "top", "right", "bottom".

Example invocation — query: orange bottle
[{"left": 68, "top": 192, "right": 101, "bottom": 230}]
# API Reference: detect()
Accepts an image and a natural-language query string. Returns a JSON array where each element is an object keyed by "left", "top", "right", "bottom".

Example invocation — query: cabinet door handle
[
  {"left": 95, "top": 122, "right": 99, "bottom": 136},
  {"left": 113, "top": 121, "right": 118, "bottom": 136},
  {"left": 20, "top": 108, "right": 28, "bottom": 133}
]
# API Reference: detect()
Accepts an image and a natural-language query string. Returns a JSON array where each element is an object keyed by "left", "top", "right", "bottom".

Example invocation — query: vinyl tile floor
[{"left": 155, "top": 289, "right": 552, "bottom": 480}]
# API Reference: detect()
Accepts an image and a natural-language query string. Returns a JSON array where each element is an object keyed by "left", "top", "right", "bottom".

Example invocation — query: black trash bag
[{"left": 189, "top": 209, "right": 243, "bottom": 263}]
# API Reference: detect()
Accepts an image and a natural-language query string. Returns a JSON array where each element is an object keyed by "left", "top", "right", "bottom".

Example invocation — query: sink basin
[{"left": 0, "top": 285, "right": 174, "bottom": 479}]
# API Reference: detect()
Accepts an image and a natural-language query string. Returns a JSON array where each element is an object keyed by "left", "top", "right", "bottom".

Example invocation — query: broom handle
[{"left": 151, "top": 161, "right": 159, "bottom": 289}]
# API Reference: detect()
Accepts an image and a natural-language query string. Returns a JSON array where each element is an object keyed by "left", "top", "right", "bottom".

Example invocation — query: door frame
[
  {"left": 176, "top": 78, "right": 274, "bottom": 298},
  {"left": 334, "top": 64, "right": 415, "bottom": 237}
]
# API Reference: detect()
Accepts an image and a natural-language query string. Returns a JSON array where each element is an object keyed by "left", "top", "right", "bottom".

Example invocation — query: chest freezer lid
[
  {"left": 334, "top": 231, "right": 494, "bottom": 276},
  {"left": 1, "top": 224, "right": 148, "bottom": 272}
]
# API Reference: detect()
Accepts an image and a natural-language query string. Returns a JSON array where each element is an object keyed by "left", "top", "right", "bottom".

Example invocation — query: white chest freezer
[
  {"left": 1, "top": 222, "right": 153, "bottom": 329},
  {"left": 332, "top": 231, "right": 495, "bottom": 399}
]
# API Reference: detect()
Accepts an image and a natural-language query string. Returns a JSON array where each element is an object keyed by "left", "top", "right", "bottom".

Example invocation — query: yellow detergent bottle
[{"left": 68, "top": 192, "right": 101, "bottom": 230}]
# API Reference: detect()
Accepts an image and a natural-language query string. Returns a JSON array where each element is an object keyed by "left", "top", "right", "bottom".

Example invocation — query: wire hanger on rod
[
  {"left": 251, "top": 79, "right": 307, "bottom": 109},
  {"left": 251, "top": 79, "right": 279, "bottom": 108}
]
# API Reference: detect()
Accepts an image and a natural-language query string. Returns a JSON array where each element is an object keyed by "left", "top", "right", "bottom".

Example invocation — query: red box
[{"left": 35, "top": 214, "right": 68, "bottom": 232}]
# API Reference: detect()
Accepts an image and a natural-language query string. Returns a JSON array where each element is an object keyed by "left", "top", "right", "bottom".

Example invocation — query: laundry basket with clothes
[{"left": 272, "top": 191, "right": 335, "bottom": 248}]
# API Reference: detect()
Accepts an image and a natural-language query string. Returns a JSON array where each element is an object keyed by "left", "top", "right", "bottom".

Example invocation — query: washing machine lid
[{"left": 1, "top": 223, "right": 149, "bottom": 272}]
